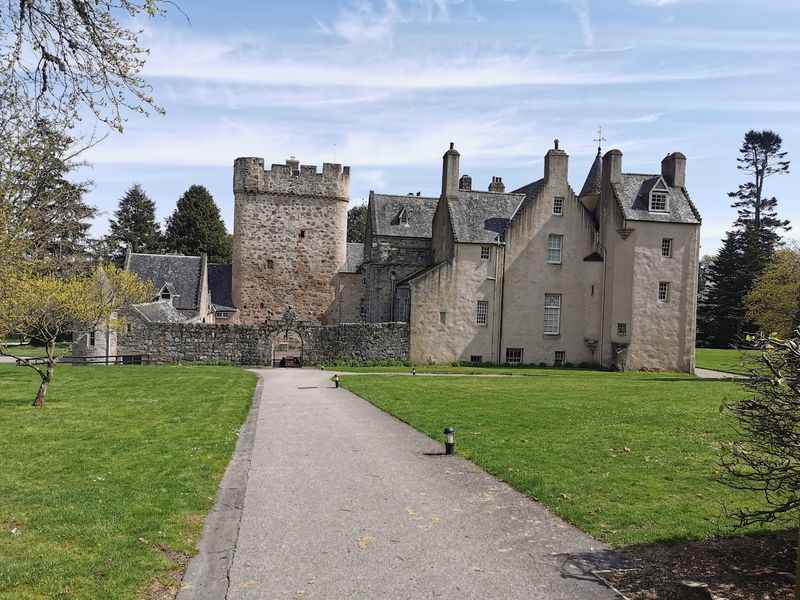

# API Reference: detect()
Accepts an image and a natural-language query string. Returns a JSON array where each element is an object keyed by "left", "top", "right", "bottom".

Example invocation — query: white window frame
[
  {"left": 661, "top": 238, "right": 673, "bottom": 258},
  {"left": 506, "top": 348, "right": 523, "bottom": 364},
  {"left": 476, "top": 300, "right": 489, "bottom": 326},
  {"left": 547, "top": 234, "right": 563, "bottom": 264},
  {"left": 658, "top": 281, "right": 671, "bottom": 303},
  {"left": 544, "top": 293, "right": 562, "bottom": 335},
  {"left": 553, "top": 196, "right": 564, "bottom": 216},
  {"left": 649, "top": 178, "right": 670, "bottom": 212},
  {"left": 480, "top": 246, "right": 490, "bottom": 260},
  {"left": 617, "top": 322, "right": 627, "bottom": 337}
]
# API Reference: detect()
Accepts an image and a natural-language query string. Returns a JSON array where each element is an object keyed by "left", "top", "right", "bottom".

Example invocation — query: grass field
[
  {"left": 0, "top": 343, "right": 70, "bottom": 358},
  {"left": 0, "top": 364, "right": 257, "bottom": 600},
  {"left": 341, "top": 369, "right": 775, "bottom": 548},
  {"left": 695, "top": 348, "right": 760, "bottom": 375}
]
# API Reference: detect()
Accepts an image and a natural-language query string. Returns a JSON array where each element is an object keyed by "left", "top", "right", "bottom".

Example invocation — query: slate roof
[
  {"left": 342, "top": 243, "right": 364, "bottom": 273},
  {"left": 580, "top": 151, "right": 603, "bottom": 197},
  {"left": 208, "top": 263, "right": 235, "bottom": 311},
  {"left": 447, "top": 190, "right": 526, "bottom": 243},
  {"left": 613, "top": 174, "right": 701, "bottom": 224},
  {"left": 127, "top": 253, "right": 203, "bottom": 311},
  {"left": 511, "top": 178, "right": 545, "bottom": 202},
  {"left": 370, "top": 193, "right": 438, "bottom": 238},
  {"left": 129, "top": 300, "right": 187, "bottom": 323}
]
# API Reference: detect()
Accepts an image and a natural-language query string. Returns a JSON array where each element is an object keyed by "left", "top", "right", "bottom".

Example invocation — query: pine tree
[
  {"left": 702, "top": 230, "right": 750, "bottom": 346},
  {"left": 729, "top": 130, "right": 791, "bottom": 265},
  {"left": 107, "top": 184, "right": 162, "bottom": 264},
  {"left": 164, "top": 185, "right": 232, "bottom": 263}
]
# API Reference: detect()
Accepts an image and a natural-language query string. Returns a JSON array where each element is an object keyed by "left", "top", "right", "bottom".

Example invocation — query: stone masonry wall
[
  {"left": 116, "top": 321, "right": 408, "bottom": 366},
  {"left": 232, "top": 158, "right": 350, "bottom": 326}
]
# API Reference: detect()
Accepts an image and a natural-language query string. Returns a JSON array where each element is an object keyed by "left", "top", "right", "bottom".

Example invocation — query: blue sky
[{"left": 81, "top": 0, "right": 800, "bottom": 255}]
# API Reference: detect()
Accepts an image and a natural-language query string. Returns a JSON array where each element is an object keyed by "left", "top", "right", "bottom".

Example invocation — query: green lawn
[
  {"left": 0, "top": 364, "right": 257, "bottom": 600},
  {"left": 342, "top": 370, "right": 774, "bottom": 547},
  {"left": 695, "top": 348, "right": 760, "bottom": 375},
  {"left": 1, "top": 343, "right": 70, "bottom": 358}
]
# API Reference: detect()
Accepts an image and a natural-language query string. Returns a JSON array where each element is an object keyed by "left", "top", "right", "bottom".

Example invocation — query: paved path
[
  {"left": 195, "top": 368, "right": 618, "bottom": 600},
  {"left": 695, "top": 367, "right": 745, "bottom": 379}
]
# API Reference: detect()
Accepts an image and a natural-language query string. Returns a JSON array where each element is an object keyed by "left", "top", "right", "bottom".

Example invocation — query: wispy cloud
[
  {"left": 564, "top": 0, "right": 594, "bottom": 48},
  {"left": 317, "top": 0, "right": 402, "bottom": 43}
]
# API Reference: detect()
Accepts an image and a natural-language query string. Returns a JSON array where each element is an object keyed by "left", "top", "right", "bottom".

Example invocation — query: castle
[{"left": 229, "top": 141, "right": 701, "bottom": 372}]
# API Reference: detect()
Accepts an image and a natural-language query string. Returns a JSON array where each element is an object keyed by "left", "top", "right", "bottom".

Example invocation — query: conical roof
[{"left": 579, "top": 149, "right": 603, "bottom": 198}]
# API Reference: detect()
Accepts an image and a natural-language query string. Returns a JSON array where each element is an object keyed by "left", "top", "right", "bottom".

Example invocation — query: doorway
[{"left": 272, "top": 330, "right": 304, "bottom": 368}]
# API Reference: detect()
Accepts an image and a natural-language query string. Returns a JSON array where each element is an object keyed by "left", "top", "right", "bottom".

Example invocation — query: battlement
[{"left": 234, "top": 157, "right": 350, "bottom": 199}]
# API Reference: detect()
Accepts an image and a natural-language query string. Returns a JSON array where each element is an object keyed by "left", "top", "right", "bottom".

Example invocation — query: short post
[
  {"left": 412, "top": 367, "right": 416, "bottom": 376},
  {"left": 443, "top": 426, "right": 456, "bottom": 455},
  {"left": 334, "top": 374, "right": 340, "bottom": 388}
]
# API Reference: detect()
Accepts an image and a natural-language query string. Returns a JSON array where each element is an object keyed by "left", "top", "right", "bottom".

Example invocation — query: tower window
[
  {"left": 480, "top": 246, "right": 490, "bottom": 260},
  {"left": 547, "top": 234, "right": 563, "bottom": 264},
  {"left": 299, "top": 229, "right": 306, "bottom": 238},
  {"left": 553, "top": 196, "right": 564, "bottom": 216},
  {"left": 439, "top": 311, "right": 447, "bottom": 326},
  {"left": 476, "top": 300, "right": 488, "bottom": 325},
  {"left": 267, "top": 259, "right": 274, "bottom": 269},
  {"left": 661, "top": 238, "right": 673, "bottom": 258},
  {"left": 617, "top": 322, "right": 627, "bottom": 337},
  {"left": 658, "top": 282, "right": 671, "bottom": 303}
]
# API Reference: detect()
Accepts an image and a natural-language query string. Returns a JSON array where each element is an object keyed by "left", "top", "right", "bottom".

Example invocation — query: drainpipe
[
  {"left": 496, "top": 239, "right": 507, "bottom": 365},
  {"left": 599, "top": 245, "right": 608, "bottom": 369}
]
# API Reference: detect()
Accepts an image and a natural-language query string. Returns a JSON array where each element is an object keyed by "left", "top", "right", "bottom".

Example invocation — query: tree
[
  {"left": 0, "top": 266, "right": 152, "bottom": 406},
  {"left": 347, "top": 203, "right": 368, "bottom": 243},
  {"left": 729, "top": 130, "right": 791, "bottom": 260},
  {"left": 696, "top": 254, "right": 715, "bottom": 346},
  {"left": 164, "top": 185, "right": 232, "bottom": 263},
  {"left": 701, "top": 230, "right": 751, "bottom": 346},
  {"left": 107, "top": 184, "right": 162, "bottom": 263},
  {"left": 718, "top": 331, "right": 800, "bottom": 597},
  {"left": 745, "top": 247, "right": 800, "bottom": 339}
]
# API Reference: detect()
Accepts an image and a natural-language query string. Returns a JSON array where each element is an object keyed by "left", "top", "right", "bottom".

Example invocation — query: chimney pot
[
  {"left": 488, "top": 176, "right": 505, "bottom": 193},
  {"left": 661, "top": 152, "right": 687, "bottom": 188},
  {"left": 459, "top": 175, "right": 472, "bottom": 191},
  {"left": 602, "top": 149, "right": 623, "bottom": 185}
]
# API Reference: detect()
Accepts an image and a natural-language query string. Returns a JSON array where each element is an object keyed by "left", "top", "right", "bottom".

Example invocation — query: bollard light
[
  {"left": 412, "top": 367, "right": 417, "bottom": 376},
  {"left": 334, "top": 374, "right": 340, "bottom": 388},
  {"left": 443, "top": 426, "right": 456, "bottom": 455}
]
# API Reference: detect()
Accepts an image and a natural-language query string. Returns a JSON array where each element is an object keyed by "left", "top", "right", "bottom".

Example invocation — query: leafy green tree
[
  {"left": 164, "top": 185, "right": 231, "bottom": 263},
  {"left": 347, "top": 203, "right": 368, "bottom": 243},
  {"left": 718, "top": 331, "right": 800, "bottom": 597},
  {"left": 107, "top": 184, "right": 162, "bottom": 263},
  {"left": 745, "top": 247, "right": 800, "bottom": 338}
]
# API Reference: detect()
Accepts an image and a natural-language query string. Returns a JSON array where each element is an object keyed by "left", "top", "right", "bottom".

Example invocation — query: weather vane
[{"left": 594, "top": 126, "right": 607, "bottom": 153}]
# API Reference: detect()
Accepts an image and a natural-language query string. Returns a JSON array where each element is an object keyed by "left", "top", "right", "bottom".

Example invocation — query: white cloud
[
  {"left": 564, "top": 0, "right": 594, "bottom": 49},
  {"left": 317, "top": 0, "right": 402, "bottom": 43}
]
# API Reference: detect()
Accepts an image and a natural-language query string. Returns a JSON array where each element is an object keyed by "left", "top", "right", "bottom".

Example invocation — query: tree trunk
[{"left": 32, "top": 344, "right": 55, "bottom": 407}]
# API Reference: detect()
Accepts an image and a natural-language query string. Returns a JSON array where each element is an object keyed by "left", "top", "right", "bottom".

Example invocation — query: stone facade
[
  {"left": 232, "top": 158, "right": 350, "bottom": 325},
  {"left": 113, "top": 319, "right": 409, "bottom": 366}
]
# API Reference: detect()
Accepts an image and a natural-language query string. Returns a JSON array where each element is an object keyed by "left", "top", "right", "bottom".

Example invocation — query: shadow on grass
[{"left": 557, "top": 529, "right": 795, "bottom": 599}]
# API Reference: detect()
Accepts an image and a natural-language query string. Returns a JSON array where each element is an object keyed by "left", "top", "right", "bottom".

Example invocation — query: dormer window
[
  {"left": 649, "top": 179, "right": 670, "bottom": 212},
  {"left": 158, "top": 285, "right": 172, "bottom": 301}
]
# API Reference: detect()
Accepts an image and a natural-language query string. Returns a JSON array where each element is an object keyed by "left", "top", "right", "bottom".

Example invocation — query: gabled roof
[
  {"left": 208, "top": 263, "right": 235, "bottom": 310},
  {"left": 370, "top": 193, "right": 438, "bottom": 238},
  {"left": 342, "top": 243, "right": 364, "bottom": 273},
  {"left": 129, "top": 300, "right": 187, "bottom": 323},
  {"left": 447, "top": 190, "right": 526, "bottom": 243},
  {"left": 580, "top": 150, "right": 603, "bottom": 198},
  {"left": 613, "top": 174, "right": 701, "bottom": 224},
  {"left": 126, "top": 253, "right": 203, "bottom": 312},
  {"left": 511, "top": 178, "right": 545, "bottom": 201}
]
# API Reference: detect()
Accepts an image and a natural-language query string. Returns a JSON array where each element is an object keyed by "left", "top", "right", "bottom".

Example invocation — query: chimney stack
[
  {"left": 441, "top": 142, "right": 460, "bottom": 197},
  {"left": 544, "top": 139, "right": 568, "bottom": 184},
  {"left": 661, "top": 152, "right": 686, "bottom": 188},
  {"left": 602, "top": 149, "right": 623, "bottom": 186},
  {"left": 488, "top": 176, "right": 505, "bottom": 193},
  {"left": 459, "top": 175, "right": 472, "bottom": 191}
]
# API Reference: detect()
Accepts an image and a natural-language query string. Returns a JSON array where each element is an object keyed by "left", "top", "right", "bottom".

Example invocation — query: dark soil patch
[
  {"left": 140, "top": 546, "right": 190, "bottom": 600},
  {"left": 601, "top": 530, "right": 795, "bottom": 599}
]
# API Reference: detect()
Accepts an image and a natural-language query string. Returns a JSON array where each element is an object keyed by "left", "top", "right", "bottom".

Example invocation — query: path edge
[{"left": 176, "top": 372, "right": 265, "bottom": 600}]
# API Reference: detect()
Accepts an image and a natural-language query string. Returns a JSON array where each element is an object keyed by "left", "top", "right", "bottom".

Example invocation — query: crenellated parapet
[{"left": 234, "top": 157, "right": 350, "bottom": 199}]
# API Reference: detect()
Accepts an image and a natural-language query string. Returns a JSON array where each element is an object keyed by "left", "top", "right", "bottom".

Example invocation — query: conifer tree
[
  {"left": 107, "top": 184, "right": 162, "bottom": 263},
  {"left": 701, "top": 230, "right": 749, "bottom": 346},
  {"left": 163, "top": 185, "right": 232, "bottom": 263}
]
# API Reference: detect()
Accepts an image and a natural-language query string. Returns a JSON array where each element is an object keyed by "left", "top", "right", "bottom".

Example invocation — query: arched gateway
[{"left": 269, "top": 307, "right": 307, "bottom": 368}]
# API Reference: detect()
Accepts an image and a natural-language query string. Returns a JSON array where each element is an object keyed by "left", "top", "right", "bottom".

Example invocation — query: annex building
[{"left": 229, "top": 141, "right": 701, "bottom": 372}]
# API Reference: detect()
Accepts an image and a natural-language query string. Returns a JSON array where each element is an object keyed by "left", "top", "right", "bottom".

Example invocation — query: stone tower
[{"left": 232, "top": 157, "right": 350, "bottom": 325}]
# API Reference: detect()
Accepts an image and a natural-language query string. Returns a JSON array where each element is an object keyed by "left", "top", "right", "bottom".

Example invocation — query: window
[
  {"left": 617, "top": 322, "right": 627, "bottom": 337},
  {"left": 299, "top": 229, "right": 306, "bottom": 238},
  {"left": 650, "top": 181, "right": 670, "bottom": 212},
  {"left": 476, "top": 300, "right": 489, "bottom": 325},
  {"left": 439, "top": 311, "right": 447, "bottom": 325},
  {"left": 267, "top": 259, "right": 274, "bottom": 269},
  {"left": 217, "top": 312, "right": 230, "bottom": 320},
  {"left": 470, "top": 355, "right": 483, "bottom": 364},
  {"left": 543, "top": 293, "right": 562, "bottom": 335},
  {"left": 480, "top": 246, "right": 490, "bottom": 260},
  {"left": 89, "top": 331, "right": 96, "bottom": 347},
  {"left": 658, "top": 281, "right": 671, "bottom": 303},
  {"left": 547, "top": 234, "right": 563, "bottom": 264},
  {"left": 553, "top": 196, "right": 564, "bottom": 216},
  {"left": 506, "top": 348, "right": 523, "bottom": 364},
  {"left": 661, "top": 238, "right": 673, "bottom": 258},
  {"left": 554, "top": 351, "right": 565, "bottom": 367},
  {"left": 160, "top": 286, "right": 171, "bottom": 301}
]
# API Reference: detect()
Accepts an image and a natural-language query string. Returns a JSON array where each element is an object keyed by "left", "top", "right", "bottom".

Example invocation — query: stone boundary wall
[{"left": 116, "top": 321, "right": 408, "bottom": 366}]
